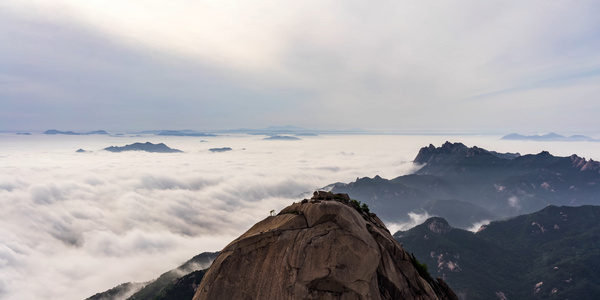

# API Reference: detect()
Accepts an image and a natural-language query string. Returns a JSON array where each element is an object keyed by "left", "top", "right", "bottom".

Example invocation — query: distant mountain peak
[
  {"left": 414, "top": 142, "right": 520, "bottom": 174},
  {"left": 441, "top": 141, "right": 467, "bottom": 149},
  {"left": 104, "top": 142, "right": 183, "bottom": 153},
  {"left": 263, "top": 135, "right": 301, "bottom": 141},
  {"left": 501, "top": 132, "right": 599, "bottom": 142},
  {"left": 424, "top": 217, "right": 453, "bottom": 234},
  {"left": 44, "top": 129, "right": 109, "bottom": 135},
  {"left": 414, "top": 141, "right": 518, "bottom": 164},
  {"left": 414, "top": 141, "right": 469, "bottom": 164}
]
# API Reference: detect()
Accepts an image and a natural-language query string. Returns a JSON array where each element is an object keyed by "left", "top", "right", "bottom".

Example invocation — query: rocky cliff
[{"left": 194, "top": 191, "right": 457, "bottom": 300}]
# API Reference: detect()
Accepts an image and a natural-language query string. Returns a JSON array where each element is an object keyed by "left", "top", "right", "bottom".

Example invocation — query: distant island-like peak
[
  {"left": 44, "top": 129, "right": 109, "bottom": 135},
  {"left": 104, "top": 142, "right": 182, "bottom": 153},
  {"left": 263, "top": 135, "right": 301, "bottom": 141},
  {"left": 209, "top": 147, "right": 232, "bottom": 152}
]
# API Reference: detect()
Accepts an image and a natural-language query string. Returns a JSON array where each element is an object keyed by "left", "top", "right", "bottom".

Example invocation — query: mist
[
  {"left": 2, "top": 133, "right": 600, "bottom": 300},
  {"left": 386, "top": 211, "right": 433, "bottom": 233}
]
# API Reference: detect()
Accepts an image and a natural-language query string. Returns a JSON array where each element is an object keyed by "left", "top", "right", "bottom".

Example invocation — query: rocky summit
[{"left": 194, "top": 191, "right": 457, "bottom": 300}]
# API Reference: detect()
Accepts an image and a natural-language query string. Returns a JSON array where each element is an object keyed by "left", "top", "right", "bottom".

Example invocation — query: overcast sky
[{"left": 2, "top": 1, "right": 600, "bottom": 133}]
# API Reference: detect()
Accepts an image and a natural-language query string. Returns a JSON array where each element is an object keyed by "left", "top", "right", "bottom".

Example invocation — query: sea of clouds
[{"left": 1, "top": 133, "right": 600, "bottom": 300}]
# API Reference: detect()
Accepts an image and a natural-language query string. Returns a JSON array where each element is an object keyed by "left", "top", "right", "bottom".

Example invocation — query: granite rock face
[{"left": 194, "top": 191, "right": 458, "bottom": 300}]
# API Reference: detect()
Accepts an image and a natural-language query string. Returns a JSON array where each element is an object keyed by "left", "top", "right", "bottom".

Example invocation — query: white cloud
[
  {"left": 467, "top": 219, "right": 491, "bottom": 233},
  {"left": 2, "top": 134, "right": 600, "bottom": 299},
  {"left": 386, "top": 211, "right": 433, "bottom": 233},
  {"left": 0, "top": 133, "right": 431, "bottom": 300},
  {"left": 508, "top": 196, "right": 521, "bottom": 210}
]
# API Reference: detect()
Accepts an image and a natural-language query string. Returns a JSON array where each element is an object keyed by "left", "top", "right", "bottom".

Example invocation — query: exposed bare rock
[
  {"left": 582, "top": 159, "right": 600, "bottom": 172},
  {"left": 426, "top": 218, "right": 453, "bottom": 234},
  {"left": 571, "top": 154, "right": 587, "bottom": 169},
  {"left": 571, "top": 154, "right": 600, "bottom": 172},
  {"left": 194, "top": 191, "right": 457, "bottom": 300}
]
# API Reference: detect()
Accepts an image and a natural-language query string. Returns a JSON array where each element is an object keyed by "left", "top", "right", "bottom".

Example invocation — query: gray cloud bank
[{"left": 2, "top": 1, "right": 600, "bottom": 133}]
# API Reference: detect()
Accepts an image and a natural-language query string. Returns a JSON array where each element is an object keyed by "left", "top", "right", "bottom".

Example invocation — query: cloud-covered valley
[
  {"left": 0, "top": 133, "right": 425, "bottom": 300},
  {"left": 2, "top": 133, "right": 600, "bottom": 300}
]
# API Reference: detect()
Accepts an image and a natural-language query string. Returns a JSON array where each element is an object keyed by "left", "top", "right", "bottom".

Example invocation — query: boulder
[{"left": 194, "top": 192, "right": 458, "bottom": 300}]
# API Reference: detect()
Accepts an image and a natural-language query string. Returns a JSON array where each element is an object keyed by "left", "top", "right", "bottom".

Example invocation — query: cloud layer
[
  {"left": 3, "top": 134, "right": 600, "bottom": 299},
  {"left": 0, "top": 133, "right": 424, "bottom": 300},
  {"left": 3, "top": 133, "right": 600, "bottom": 300}
]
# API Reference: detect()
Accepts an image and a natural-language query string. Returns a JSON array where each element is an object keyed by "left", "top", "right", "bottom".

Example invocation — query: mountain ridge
[
  {"left": 331, "top": 142, "right": 600, "bottom": 228},
  {"left": 44, "top": 129, "right": 109, "bottom": 135},
  {"left": 394, "top": 205, "right": 600, "bottom": 299},
  {"left": 501, "top": 132, "right": 599, "bottom": 142}
]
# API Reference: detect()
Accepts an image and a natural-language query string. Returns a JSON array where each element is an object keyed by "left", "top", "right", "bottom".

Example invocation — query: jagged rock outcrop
[
  {"left": 426, "top": 218, "right": 452, "bottom": 235},
  {"left": 571, "top": 154, "right": 600, "bottom": 172},
  {"left": 194, "top": 191, "right": 458, "bottom": 300},
  {"left": 413, "top": 141, "right": 519, "bottom": 168}
]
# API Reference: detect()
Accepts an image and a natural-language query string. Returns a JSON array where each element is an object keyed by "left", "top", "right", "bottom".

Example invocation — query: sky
[{"left": 2, "top": 1, "right": 600, "bottom": 133}]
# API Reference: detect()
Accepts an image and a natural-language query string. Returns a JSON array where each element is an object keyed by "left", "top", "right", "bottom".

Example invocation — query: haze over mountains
[
  {"left": 502, "top": 133, "right": 600, "bottom": 142},
  {"left": 32, "top": 128, "right": 600, "bottom": 142},
  {"left": 44, "top": 129, "right": 109, "bottom": 135}
]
